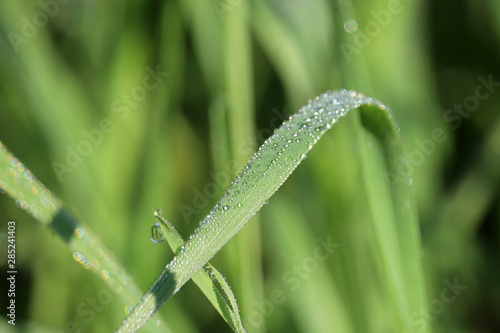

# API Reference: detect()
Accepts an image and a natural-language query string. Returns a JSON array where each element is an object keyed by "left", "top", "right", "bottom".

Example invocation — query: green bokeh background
[{"left": 1, "top": 0, "right": 499, "bottom": 332}]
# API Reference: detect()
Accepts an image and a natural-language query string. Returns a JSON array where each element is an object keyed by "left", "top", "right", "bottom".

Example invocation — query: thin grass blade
[
  {"left": 0, "top": 141, "right": 169, "bottom": 333},
  {"left": 151, "top": 210, "right": 246, "bottom": 332}
]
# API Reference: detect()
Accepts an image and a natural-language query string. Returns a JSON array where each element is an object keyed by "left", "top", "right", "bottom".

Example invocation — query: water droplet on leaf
[
  {"left": 344, "top": 19, "right": 358, "bottom": 33},
  {"left": 151, "top": 223, "right": 165, "bottom": 243}
]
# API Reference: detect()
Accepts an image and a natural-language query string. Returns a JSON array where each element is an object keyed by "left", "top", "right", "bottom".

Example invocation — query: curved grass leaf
[
  {"left": 151, "top": 210, "right": 246, "bottom": 332},
  {"left": 117, "top": 89, "right": 424, "bottom": 332}
]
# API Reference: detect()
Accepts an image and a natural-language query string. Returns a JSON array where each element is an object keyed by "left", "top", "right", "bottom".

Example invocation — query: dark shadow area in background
[
  {"left": 428, "top": 0, "right": 500, "bottom": 331},
  {"left": 428, "top": 0, "right": 500, "bottom": 187},
  {"left": 0, "top": 267, "right": 32, "bottom": 325}
]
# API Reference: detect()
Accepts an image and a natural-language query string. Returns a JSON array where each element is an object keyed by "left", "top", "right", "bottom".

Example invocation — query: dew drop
[
  {"left": 73, "top": 252, "right": 84, "bottom": 263},
  {"left": 74, "top": 228, "right": 84, "bottom": 238},
  {"left": 124, "top": 306, "right": 133, "bottom": 315},
  {"left": 223, "top": 205, "right": 230, "bottom": 211},
  {"left": 344, "top": 19, "right": 358, "bottom": 33},
  {"left": 151, "top": 223, "right": 165, "bottom": 243},
  {"left": 100, "top": 269, "right": 110, "bottom": 280}
]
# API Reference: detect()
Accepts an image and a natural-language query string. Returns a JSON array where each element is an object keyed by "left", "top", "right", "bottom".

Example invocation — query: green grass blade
[
  {"left": 0, "top": 141, "right": 60, "bottom": 225},
  {"left": 358, "top": 104, "right": 428, "bottom": 332},
  {"left": 266, "top": 194, "right": 354, "bottom": 332},
  {"left": 0, "top": 141, "right": 169, "bottom": 333},
  {"left": 332, "top": 1, "right": 428, "bottom": 329},
  {"left": 151, "top": 210, "right": 246, "bottom": 332},
  {"left": 252, "top": 0, "right": 315, "bottom": 104},
  {"left": 117, "top": 89, "right": 406, "bottom": 331},
  {"left": 223, "top": 3, "right": 265, "bottom": 331}
]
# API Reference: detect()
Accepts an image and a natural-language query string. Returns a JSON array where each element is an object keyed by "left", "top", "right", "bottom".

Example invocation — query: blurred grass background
[{"left": 0, "top": 0, "right": 499, "bottom": 332}]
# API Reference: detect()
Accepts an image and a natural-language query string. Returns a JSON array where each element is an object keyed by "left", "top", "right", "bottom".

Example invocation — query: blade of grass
[
  {"left": 332, "top": 1, "right": 429, "bottom": 331},
  {"left": 117, "top": 89, "right": 412, "bottom": 331},
  {"left": 209, "top": 96, "right": 231, "bottom": 176},
  {"left": 151, "top": 209, "right": 246, "bottom": 333},
  {"left": 266, "top": 194, "right": 354, "bottom": 333},
  {"left": 179, "top": 0, "right": 224, "bottom": 93},
  {"left": 0, "top": 141, "right": 169, "bottom": 333},
  {"left": 252, "top": 0, "right": 315, "bottom": 105},
  {"left": 223, "top": 3, "right": 265, "bottom": 332},
  {"left": 359, "top": 104, "right": 428, "bottom": 332}
]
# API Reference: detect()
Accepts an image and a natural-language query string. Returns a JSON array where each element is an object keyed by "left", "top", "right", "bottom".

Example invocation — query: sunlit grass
[{"left": 0, "top": 0, "right": 498, "bottom": 332}]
